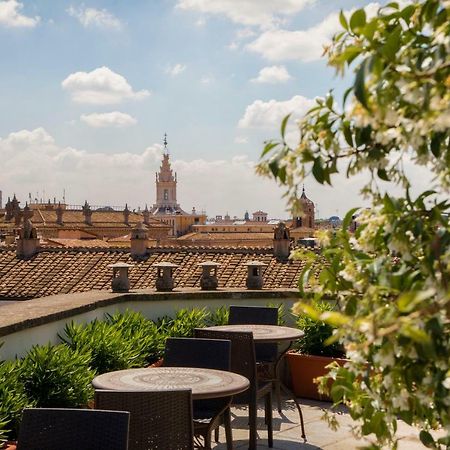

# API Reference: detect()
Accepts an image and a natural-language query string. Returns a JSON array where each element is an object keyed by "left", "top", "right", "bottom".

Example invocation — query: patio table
[
  {"left": 205, "top": 324, "right": 307, "bottom": 440},
  {"left": 92, "top": 366, "right": 250, "bottom": 400}
]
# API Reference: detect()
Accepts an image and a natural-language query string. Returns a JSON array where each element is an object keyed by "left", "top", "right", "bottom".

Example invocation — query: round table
[
  {"left": 92, "top": 366, "right": 250, "bottom": 400},
  {"left": 205, "top": 324, "right": 304, "bottom": 343}
]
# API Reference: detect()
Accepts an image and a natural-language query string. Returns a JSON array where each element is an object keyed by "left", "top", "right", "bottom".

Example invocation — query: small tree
[{"left": 258, "top": 1, "right": 449, "bottom": 448}]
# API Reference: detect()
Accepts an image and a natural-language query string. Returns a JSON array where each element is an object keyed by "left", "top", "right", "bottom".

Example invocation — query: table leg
[{"left": 274, "top": 342, "right": 307, "bottom": 441}]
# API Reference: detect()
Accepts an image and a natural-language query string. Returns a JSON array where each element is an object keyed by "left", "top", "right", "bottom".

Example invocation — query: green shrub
[
  {"left": 20, "top": 344, "right": 93, "bottom": 408},
  {"left": 207, "top": 306, "right": 229, "bottom": 326},
  {"left": 167, "top": 308, "right": 209, "bottom": 337},
  {"left": 0, "top": 360, "right": 32, "bottom": 441},
  {"left": 106, "top": 310, "right": 166, "bottom": 364},
  {"left": 266, "top": 302, "right": 288, "bottom": 326},
  {"left": 294, "top": 301, "right": 345, "bottom": 358},
  {"left": 61, "top": 320, "right": 143, "bottom": 374}
]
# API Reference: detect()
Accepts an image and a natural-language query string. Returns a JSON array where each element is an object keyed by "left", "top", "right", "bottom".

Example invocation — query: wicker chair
[
  {"left": 17, "top": 408, "right": 130, "bottom": 450},
  {"left": 94, "top": 389, "right": 194, "bottom": 450},
  {"left": 228, "top": 305, "right": 282, "bottom": 412},
  {"left": 194, "top": 329, "right": 273, "bottom": 450},
  {"left": 163, "top": 337, "right": 233, "bottom": 450}
]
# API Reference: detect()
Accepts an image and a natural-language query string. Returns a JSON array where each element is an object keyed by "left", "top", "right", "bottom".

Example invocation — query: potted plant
[{"left": 287, "top": 300, "right": 347, "bottom": 400}]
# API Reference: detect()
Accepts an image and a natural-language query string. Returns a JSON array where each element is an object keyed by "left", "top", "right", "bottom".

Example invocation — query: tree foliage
[{"left": 258, "top": 1, "right": 449, "bottom": 447}]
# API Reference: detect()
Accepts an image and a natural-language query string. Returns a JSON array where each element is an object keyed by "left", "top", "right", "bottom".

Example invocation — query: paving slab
[{"left": 211, "top": 396, "right": 430, "bottom": 449}]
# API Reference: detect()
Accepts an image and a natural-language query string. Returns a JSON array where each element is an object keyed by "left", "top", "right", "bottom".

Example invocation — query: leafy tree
[{"left": 258, "top": 1, "right": 449, "bottom": 448}]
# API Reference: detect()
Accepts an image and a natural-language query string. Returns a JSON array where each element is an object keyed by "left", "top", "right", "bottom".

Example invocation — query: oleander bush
[
  {"left": 60, "top": 320, "right": 144, "bottom": 374},
  {"left": 105, "top": 310, "right": 166, "bottom": 364},
  {"left": 0, "top": 360, "right": 32, "bottom": 442},
  {"left": 294, "top": 300, "right": 345, "bottom": 358},
  {"left": 166, "top": 308, "right": 210, "bottom": 337},
  {"left": 206, "top": 305, "right": 229, "bottom": 326},
  {"left": 20, "top": 344, "right": 94, "bottom": 408}
]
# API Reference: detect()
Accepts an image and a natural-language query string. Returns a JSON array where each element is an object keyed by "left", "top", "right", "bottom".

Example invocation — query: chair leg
[
  {"left": 214, "top": 426, "right": 219, "bottom": 442},
  {"left": 265, "top": 393, "right": 273, "bottom": 448},
  {"left": 248, "top": 401, "right": 257, "bottom": 450},
  {"left": 224, "top": 409, "right": 233, "bottom": 450}
]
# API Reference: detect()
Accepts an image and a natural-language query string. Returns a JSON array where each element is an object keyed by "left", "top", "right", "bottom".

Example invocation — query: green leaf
[
  {"left": 312, "top": 157, "right": 325, "bottom": 184},
  {"left": 354, "top": 58, "right": 369, "bottom": 109},
  {"left": 343, "top": 207, "right": 360, "bottom": 230},
  {"left": 419, "top": 430, "right": 435, "bottom": 448},
  {"left": 377, "top": 168, "right": 389, "bottom": 181},
  {"left": 261, "top": 141, "right": 279, "bottom": 157},
  {"left": 350, "top": 9, "right": 366, "bottom": 32},
  {"left": 281, "top": 114, "right": 291, "bottom": 139},
  {"left": 381, "top": 26, "right": 402, "bottom": 61},
  {"left": 339, "top": 10, "right": 348, "bottom": 30}
]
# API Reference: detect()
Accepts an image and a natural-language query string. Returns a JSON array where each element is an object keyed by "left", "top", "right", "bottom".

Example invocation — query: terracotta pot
[
  {"left": 1, "top": 442, "right": 17, "bottom": 450},
  {"left": 286, "top": 352, "right": 348, "bottom": 401},
  {"left": 148, "top": 358, "right": 164, "bottom": 368}
]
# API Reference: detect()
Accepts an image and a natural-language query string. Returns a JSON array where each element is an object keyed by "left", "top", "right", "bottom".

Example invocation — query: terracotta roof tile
[{"left": 0, "top": 246, "right": 320, "bottom": 300}]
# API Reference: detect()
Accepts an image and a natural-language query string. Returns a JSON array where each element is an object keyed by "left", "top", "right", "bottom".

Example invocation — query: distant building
[
  {"left": 252, "top": 210, "right": 268, "bottom": 222},
  {"left": 149, "top": 135, "right": 206, "bottom": 236},
  {"left": 0, "top": 195, "right": 170, "bottom": 242}
]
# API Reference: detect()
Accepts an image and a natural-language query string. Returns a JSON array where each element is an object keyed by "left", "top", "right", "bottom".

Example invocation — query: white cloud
[
  {"left": 234, "top": 136, "right": 248, "bottom": 144},
  {"left": 246, "top": 2, "right": 386, "bottom": 62},
  {"left": 0, "top": 0, "right": 40, "bottom": 28},
  {"left": 176, "top": 0, "right": 315, "bottom": 28},
  {"left": 251, "top": 65, "right": 292, "bottom": 84},
  {"left": 0, "top": 127, "right": 288, "bottom": 217},
  {"left": 166, "top": 63, "right": 186, "bottom": 77},
  {"left": 67, "top": 5, "right": 122, "bottom": 30},
  {"left": 61, "top": 67, "right": 150, "bottom": 105},
  {"left": 246, "top": 13, "right": 339, "bottom": 62},
  {"left": 238, "top": 95, "right": 314, "bottom": 129},
  {"left": 80, "top": 112, "right": 137, "bottom": 128},
  {"left": 195, "top": 17, "right": 205, "bottom": 26}
]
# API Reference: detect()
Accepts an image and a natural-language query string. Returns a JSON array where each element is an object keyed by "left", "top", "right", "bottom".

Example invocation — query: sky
[{"left": 0, "top": 0, "right": 427, "bottom": 219}]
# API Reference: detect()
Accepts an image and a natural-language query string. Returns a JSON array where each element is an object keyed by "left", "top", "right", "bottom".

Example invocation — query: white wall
[{"left": 0, "top": 296, "right": 298, "bottom": 361}]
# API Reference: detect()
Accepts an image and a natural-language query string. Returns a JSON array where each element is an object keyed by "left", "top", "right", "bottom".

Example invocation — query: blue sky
[{"left": 1, "top": 0, "right": 417, "bottom": 218}]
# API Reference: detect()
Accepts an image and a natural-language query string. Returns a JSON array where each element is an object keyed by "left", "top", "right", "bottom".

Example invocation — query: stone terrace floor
[{"left": 213, "top": 396, "right": 429, "bottom": 449}]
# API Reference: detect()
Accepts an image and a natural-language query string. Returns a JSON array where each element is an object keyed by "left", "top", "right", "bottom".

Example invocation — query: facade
[{"left": 150, "top": 136, "right": 206, "bottom": 237}]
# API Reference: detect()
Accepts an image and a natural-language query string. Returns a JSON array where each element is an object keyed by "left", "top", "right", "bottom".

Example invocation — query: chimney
[
  {"left": 82, "top": 201, "right": 92, "bottom": 225},
  {"left": 130, "top": 222, "right": 148, "bottom": 258},
  {"left": 154, "top": 262, "right": 179, "bottom": 291},
  {"left": 245, "top": 261, "right": 266, "bottom": 290},
  {"left": 124, "top": 204, "right": 130, "bottom": 225},
  {"left": 16, "top": 219, "right": 39, "bottom": 259},
  {"left": 273, "top": 222, "right": 291, "bottom": 260},
  {"left": 56, "top": 202, "right": 64, "bottom": 225},
  {"left": 5, "top": 197, "right": 13, "bottom": 220},
  {"left": 108, "top": 262, "right": 133, "bottom": 292},
  {"left": 198, "top": 261, "right": 220, "bottom": 290},
  {"left": 23, "top": 203, "right": 34, "bottom": 221},
  {"left": 142, "top": 205, "right": 150, "bottom": 225}
]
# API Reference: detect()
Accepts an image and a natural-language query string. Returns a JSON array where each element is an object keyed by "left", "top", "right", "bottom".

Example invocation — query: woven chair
[
  {"left": 95, "top": 389, "right": 194, "bottom": 450},
  {"left": 17, "top": 408, "right": 130, "bottom": 450},
  {"left": 229, "top": 305, "right": 282, "bottom": 412},
  {"left": 194, "top": 329, "right": 273, "bottom": 450},
  {"left": 164, "top": 337, "right": 233, "bottom": 450}
]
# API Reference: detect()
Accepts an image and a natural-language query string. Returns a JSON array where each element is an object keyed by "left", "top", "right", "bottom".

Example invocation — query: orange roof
[{"left": 0, "top": 246, "right": 318, "bottom": 300}]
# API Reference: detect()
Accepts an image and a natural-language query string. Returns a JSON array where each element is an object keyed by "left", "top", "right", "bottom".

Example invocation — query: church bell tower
[{"left": 154, "top": 134, "right": 178, "bottom": 211}]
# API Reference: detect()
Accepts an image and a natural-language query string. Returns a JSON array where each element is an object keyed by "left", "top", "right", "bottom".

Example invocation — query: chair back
[
  {"left": 164, "top": 337, "right": 231, "bottom": 370},
  {"left": 95, "top": 389, "right": 194, "bottom": 450},
  {"left": 194, "top": 329, "right": 255, "bottom": 404},
  {"left": 17, "top": 408, "right": 129, "bottom": 450},
  {"left": 229, "top": 305, "right": 278, "bottom": 325},
  {"left": 229, "top": 305, "right": 279, "bottom": 363}
]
